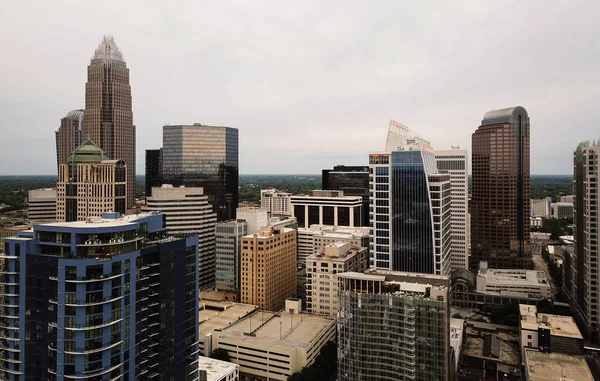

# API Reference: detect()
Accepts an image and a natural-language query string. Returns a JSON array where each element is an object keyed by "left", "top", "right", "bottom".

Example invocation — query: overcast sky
[{"left": 1, "top": 1, "right": 598, "bottom": 175}]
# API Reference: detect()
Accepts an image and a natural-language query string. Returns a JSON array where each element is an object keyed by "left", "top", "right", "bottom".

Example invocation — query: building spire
[{"left": 91, "top": 35, "right": 125, "bottom": 64}]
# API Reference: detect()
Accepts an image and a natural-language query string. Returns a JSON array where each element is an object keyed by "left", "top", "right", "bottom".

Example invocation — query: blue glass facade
[{"left": 0, "top": 213, "right": 200, "bottom": 380}]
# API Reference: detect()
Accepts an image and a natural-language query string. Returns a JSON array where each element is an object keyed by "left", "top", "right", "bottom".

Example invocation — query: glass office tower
[
  {"left": 145, "top": 148, "right": 162, "bottom": 196},
  {"left": 322, "top": 165, "right": 370, "bottom": 226},
  {"left": 161, "top": 124, "right": 239, "bottom": 221},
  {"left": 0, "top": 212, "right": 199, "bottom": 380}
]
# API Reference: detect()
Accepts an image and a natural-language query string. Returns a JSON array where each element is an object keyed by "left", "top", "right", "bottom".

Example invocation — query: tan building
[
  {"left": 55, "top": 109, "right": 84, "bottom": 174},
  {"left": 519, "top": 305, "right": 584, "bottom": 355},
  {"left": 241, "top": 226, "right": 297, "bottom": 311},
  {"left": 27, "top": 188, "right": 57, "bottom": 223},
  {"left": 305, "top": 242, "right": 368, "bottom": 316},
  {"left": 56, "top": 139, "right": 127, "bottom": 222},
  {"left": 523, "top": 350, "right": 593, "bottom": 381}
]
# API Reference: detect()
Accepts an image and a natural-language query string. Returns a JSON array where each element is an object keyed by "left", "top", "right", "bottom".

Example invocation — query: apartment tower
[
  {"left": 82, "top": 36, "right": 135, "bottom": 208},
  {"left": 470, "top": 106, "right": 531, "bottom": 270}
]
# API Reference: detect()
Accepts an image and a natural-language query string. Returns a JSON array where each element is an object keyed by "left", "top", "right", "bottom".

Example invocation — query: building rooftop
[
  {"left": 481, "top": 106, "right": 528, "bottom": 126},
  {"left": 199, "top": 301, "right": 258, "bottom": 338},
  {"left": 519, "top": 305, "right": 583, "bottom": 339},
  {"left": 198, "top": 356, "right": 239, "bottom": 381},
  {"left": 462, "top": 323, "right": 521, "bottom": 366},
  {"left": 450, "top": 318, "right": 465, "bottom": 369},
  {"left": 524, "top": 350, "right": 593, "bottom": 381},
  {"left": 242, "top": 226, "right": 295, "bottom": 239},
  {"left": 478, "top": 267, "right": 549, "bottom": 287},
  {"left": 216, "top": 311, "right": 335, "bottom": 354},
  {"left": 40, "top": 212, "right": 155, "bottom": 229},
  {"left": 92, "top": 35, "right": 125, "bottom": 64}
]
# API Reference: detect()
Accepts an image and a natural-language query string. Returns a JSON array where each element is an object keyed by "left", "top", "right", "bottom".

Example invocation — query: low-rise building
[
  {"left": 305, "top": 242, "right": 368, "bottom": 316},
  {"left": 560, "top": 195, "right": 575, "bottom": 204},
  {"left": 297, "top": 225, "right": 369, "bottom": 264},
  {"left": 523, "top": 350, "right": 592, "bottom": 381},
  {"left": 530, "top": 217, "right": 543, "bottom": 227},
  {"left": 261, "top": 188, "right": 292, "bottom": 217},
  {"left": 291, "top": 190, "right": 364, "bottom": 228},
  {"left": 531, "top": 198, "right": 552, "bottom": 218},
  {"left": 519, "top": 304, "right": 584, "bottom": 355},
  {"left": 476, "top": 261, "right": 551, "bottom": 299},
  {"left": 198, "top": 357, "right": 240, "bottom": 381},
  {"left": 552, "top": 202, "right": 574, "bottom": 219},
  {"left": 211, "top": 300, "right": 336, "bottom": 381}
]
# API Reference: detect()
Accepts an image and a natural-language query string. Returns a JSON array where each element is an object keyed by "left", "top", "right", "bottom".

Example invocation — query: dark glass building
[
  {"left": 145, "top": 148, "right": 162, "bottom": 196},
  {"left": 322, "top": 165, "right": 370, "bottom": 226},
  {"left": 161, "top": 124, "right": 239, "bottom": 221},
  {"left": 0, "top": 212, "right": 200, "bottom": 380},
  {"left": 470, "top": 106, "right": 531, "bottom": 270}
]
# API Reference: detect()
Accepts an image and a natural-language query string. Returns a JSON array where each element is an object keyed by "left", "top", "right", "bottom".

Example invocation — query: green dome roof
[{"left": 69, "top": 139, "right": 105, "bottom": 163}]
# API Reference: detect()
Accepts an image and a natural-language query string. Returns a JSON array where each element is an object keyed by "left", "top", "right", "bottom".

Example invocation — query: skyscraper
[
  {"left": 370, "top": 121, "right": 452, "bottom": 275},
  {"left": 435, "top": 149, "right": 469, "bottom": 270},
  {"left": 55, "top": 109, "right": 83, "bottom": 173},
  {"left": 145, "top": 148, "right": 162, "bottom": 196},
  {"left": 0, "top": 212, "right": 200, "bottom": 380},
  {"left": 322, "top": 165, "right": 370, "bottom": 226},
  {"left": 564, "top": 141, "right": 600, "bottom": 342},
  {"left": 470, "top": 106, "right": 531, "bottom": 270},
  {"left": 215, "top": 219, "right": 247, "bottom": 292},
  {"left": 82, "top": 36, "right": 135, "bottom": 208},
  {"left": 337, "top": 270, "right": 450, "bottom": 381},
  {"left": 161, "top": 124, "right": 239, "bottom": 221}
]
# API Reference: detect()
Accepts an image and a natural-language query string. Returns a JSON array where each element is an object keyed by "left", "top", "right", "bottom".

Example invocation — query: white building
[
  {"left": 552, "top": 202, "right": 574, "bottom": 219},
  {"left": 198, "top": 356, "right": 239, "bottom": 381},
  {"left": 530, "top": 197, "right": 552, "bottom": 218},
  {"left": 530, "top": 217, "right": 543, "bottom": 227},
  {"left": 236, "top": 207, "right": 268, "bottom": 235},
  {"left": 476, "top": 262, "right": 551, "bottom": 299},
  {"left": 27, "top": 188, "right": 57, "bottom": 223},
  {"left": 215, "top": 220, "right": 247, "bottom": 292},
  {"left": 297, "top": 225, "right": 369, "bottom": 264},
  {"left": 261, "top": 188, "right": 292, "bottom": 216},
  {"left": 144, "top": 185, "right": 217, "bottom": 290},
  {"left": 435, "top": 148, "right": 469, "bottom": 270},
  {"left": 560, "top": 195, "right": 575, "bottom": 203},
  {"left": 305, "top": 242, "right": 368, "bottom": 316},
  {"left": 290, "top": 190, "right": 363, "bottom": 228}
]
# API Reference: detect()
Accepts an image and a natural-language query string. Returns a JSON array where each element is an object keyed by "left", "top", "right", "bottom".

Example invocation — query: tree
[
  {"left": 288, "top": 341, "right": 337, "bottom": 381},
  {"left": 211, "top": 348, "right": 231, "bottom": 362}
]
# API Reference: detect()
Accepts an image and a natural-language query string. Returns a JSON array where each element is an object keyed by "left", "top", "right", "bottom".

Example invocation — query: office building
[
  {"left": 470, "top": 106, "right": 531, "bottom": 270},
  {"left": 370, "top": 121, "right": 452, "bottom": 275},
  {"left": 261, "top": 188, "right": 292, "bottom": 216},
  {"left": 211, "top": 300, "right": 336, "bottom": 381},
  {"left": 55, "top": 109, "right": 83, "bottom": 173},
  {"left": 56, "top": 139, "right": 126, "bottom": 222},
  {"left": 564, "top": 140, "right": 600, "bottom": 341},
  {"left": 560, "top": 195, "right": 575, "bottom": 203},
  {"left": 145, "top": 148, "right": 162, "bottom": 196},
  {"left": 322, "top": 165, "right": 370, "bottom": 226},
  {"left": 198, "top": 357, "right": 239, "bottom": 381},
  {"left": 297, "top": 224, "right": 370, "bottom": 264},
  {"left": 305, "top": 242, "right": 368, "bottom": 316},
  {"left": 83, "top": 36, "right": 135, "bottom": 208},
  {"left": 161, "top": 124, "right": 239, "bottom": 221},
  {"left": 530, "top": 197, "right": 552, "bottom": 218},
  {"left": 519, "top": 305, "right": 584, "bottom": 355},
  {"left": 0, "top": 212, "right": 199, "bottom": 380},
  {"left": 144, "top": 185, "right": 217, "bottom": 290},
  {"left": 435, "top": 148, "right": 469, "bottom": 270},
  {"left": 215, "top": 219, "right": 247, "bottom": 292},
  {"left": 27, "top": 188, "right": 57, "bottom": 223},
  {"left": 523, "top": 350, "right": 593, "bottom": 381},
  {"left": 552, "top": 202, "right": 574, "bottom": 219},
  {"left": 236, "top": 207, "right": 268, "bottom": 235},
  {"left": 240, "top": 226, "right": 296, "bottom": 311},
  {"left": 476, "top": 262, "right": 551, "bottom": 299},
  {"left": 337, "top": 270, "right": 450, "bottom": 381},
  {"left": 291, "top": 190, "right": 363, "bottom": 228}
]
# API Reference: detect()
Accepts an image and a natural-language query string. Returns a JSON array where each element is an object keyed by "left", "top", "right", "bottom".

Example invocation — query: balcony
[
  {"left": 64, "top": 340, "right": 122, "bottom": 355},
  {"left": 63, "top": 272, "right": 123, "bottom": 283},
  {"left": 63, "top": 362, "right": 122, "bottom": 379},
  {"left": 50, "top": 317, "right": 123, "bottom": 331}
]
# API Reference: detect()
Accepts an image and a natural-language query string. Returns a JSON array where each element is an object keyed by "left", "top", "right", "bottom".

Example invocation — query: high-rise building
[
  {"left": 260, "top": 188, "right": 292, "bottom": 216},
  {"left": 55, "top": 109, "right": 84, "bottom": 173},
  {"left": 27, "top": 188, "right": 57, "bottom": 223},
  {"left": 0, "top": 212, "right": 200, "bottom": 380},
  {"left": 337, "top": 270, "right": 450, "bottom": 381},
  {"left": 144, "top": 185, "right": 217, "bottom": 290},
  {"left": 215, "top": 219, "right": 247, "bottom": 292},
  {"left": 82, "top": 36, "right": 135, "bottom": 209},
  {"left": 435, "top": 149, "right": 469, "bottom": 270},
  {"left": 236, "top": 207, "right": 268, "bottom": 235},
  {"left": 240, "top": 226, "right": 296, "bottom": 311},
  {"left": 56, "top": 139, "right": 127, "bottom": 222},
  {"left": 561, "top": 195, "right": 575, "bottom": 203},
  {"left": 370, "top": 121, "right": 452, "bottom": 275},
  {"left": 161, "top": 124, "right": 239, "bottom": 221},
  {"left": 322, "top": 165, "right": 370, "bottom": 226},
  {"left": 145, "top": 149, "right": 162, "bottom": 196},
  {"left": 291, "top": 190, "right": 363, "bottom": 228},
  {"left": 531, "top": 197, "right": 552, "bottom": 218},
  {"left": 305, "top": 242, "right": 368, "bottom": 316},
  {"left": 564, "top": 141, "right": 600, "bottom": 342},
  {"left": 470, "top": 106, "right": 531, "bottom": 270}
]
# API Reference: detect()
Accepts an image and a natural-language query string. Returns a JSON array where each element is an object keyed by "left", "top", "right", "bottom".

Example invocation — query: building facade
[
  {"left": 236, "top": 207, "right": 268, "bottom": 235},
  {"left": 261, "top": 188, "right": 292, "bottom": 216},
  {"left": 337, "top": 270, "right": 450, "bottom": 381},
  {"left": 55, "top": 109, "right": 84, "bottom": 174},
  {"left": 552, "top": 202, "right": 574, "bottom": 219},
  {"left": 435, "top": 148, "right": 469, "bottom": 270},
  {"left": 470, "top": 106, "right": 531, "bottom": 270},
  {"left": 0, "top": 212, "right": 200, "bottom": 380},
  {"left": 56, "top": 140, "right": 127, "bottom": 222},
  {"left": 305, "top": 242, "right": 368, "bottom": 316},
  {"left": 145, "top": 149, "right": 162, "bottom": 196},
  {"left": 530, "top": 197, "right": 552, "bottom": 218},
  {"left": 28, "top": 188, "right": 57, "bottom": 223},
  {"left": 297, "top": 225, "right": 370, "bottom": 264},
  {"left": 291, "top": 190, "right": 363, "bottom": 228},
  {"left": 161, "top": 124, "right": 239, "bottom": 221},
  {"left": 476, "top": 262, "right": 551, "bottom": 299},
  {"left": 322, "top": 165, "right": 370, "bottom": 226},
  {"left": 215, "top": 219, "right": 247, "bottom": 292},
  {"left": 240, "top": 226, "right": 296, "bottom": 311},
  {"left": 144, "top": 185, "right": 217, "bottom": 290},
  {"left": 82, "top": 36, "right": 135, "bottom": 208}
]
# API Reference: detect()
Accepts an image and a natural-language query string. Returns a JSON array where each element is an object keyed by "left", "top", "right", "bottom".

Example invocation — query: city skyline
[{"left": 1, "top": 2, "right": 599, "bottom": 175}]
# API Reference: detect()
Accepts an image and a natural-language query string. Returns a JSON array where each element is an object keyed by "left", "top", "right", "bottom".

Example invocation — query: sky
[{"left": 1, "top": 0, "right": 599, "bottom": 175}]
